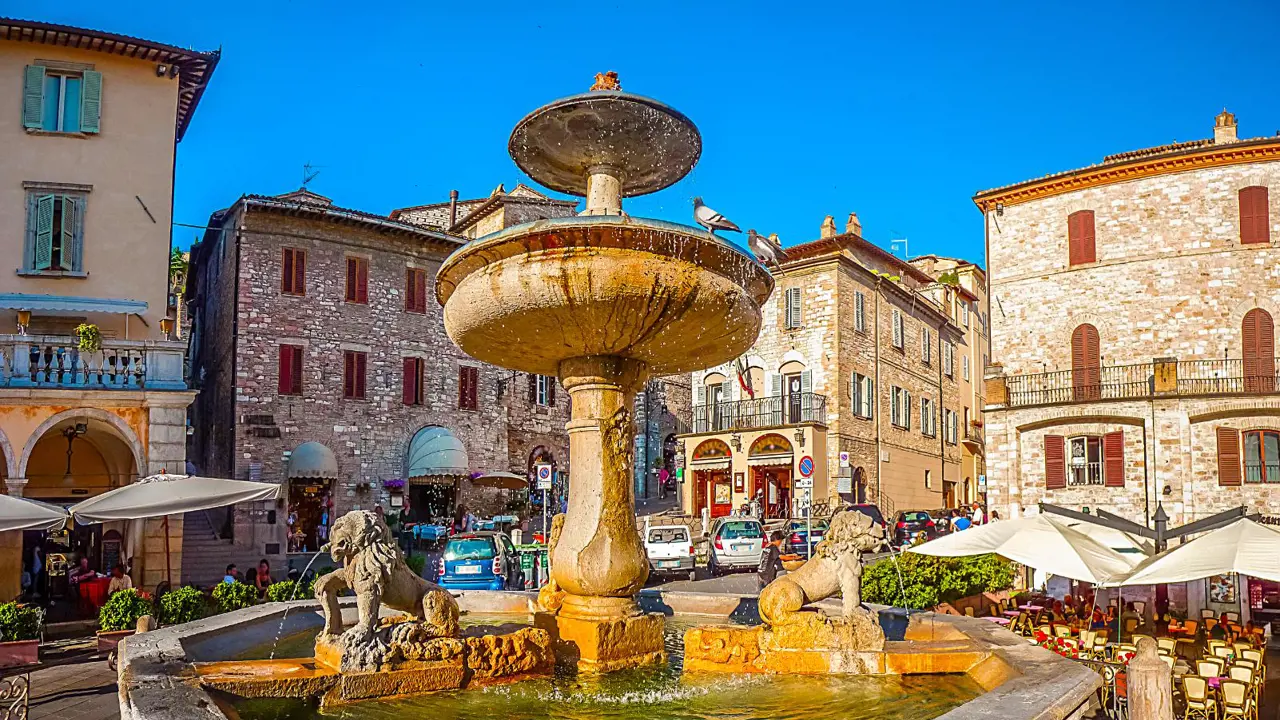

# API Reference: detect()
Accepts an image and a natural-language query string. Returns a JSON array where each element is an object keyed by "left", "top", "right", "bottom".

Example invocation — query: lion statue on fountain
[
  {"left": 757, "top": 509, "right": 888, "bottom": 651},
  {"left": 315, "top": 510, "right": 460, "bottom": 670}
]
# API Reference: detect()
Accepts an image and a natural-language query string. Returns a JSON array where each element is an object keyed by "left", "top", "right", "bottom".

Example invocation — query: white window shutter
[
  {"left": 855, "top": 292, "right": 865, "bottom": 332},
  {"left": 694, "top": 382, "right": 706, "bottom": 406},
  {"left": 770, "top": 372, "right": 782, "bottom": 397},
  {"left": 800, "top": 370, "right": 813, "bottom": 395}
]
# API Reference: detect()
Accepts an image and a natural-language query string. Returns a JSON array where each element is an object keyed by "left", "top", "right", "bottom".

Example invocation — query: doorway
[
  {"left": 409, "top": 481, "right": 458, "bottom": 524},
  {"left": 288, "top": 480, "right": 330, "bottom": 552},
  {"left": 752, "top": 467, "right": 792, "bottom": 519},
  {"left": 710, "top": 471, "right": 733, "bottom": 518}
]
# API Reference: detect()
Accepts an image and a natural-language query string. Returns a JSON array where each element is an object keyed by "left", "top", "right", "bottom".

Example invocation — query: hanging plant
[
  {"left": 382, "top": 478, "right": 406, "bottom": 491},
  {"left": 75, "top": 323, "right": 102, "bottom": 354}
]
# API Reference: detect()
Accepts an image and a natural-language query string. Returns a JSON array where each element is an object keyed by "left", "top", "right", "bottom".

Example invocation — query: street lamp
[
  {"left": 793, "top": 427, "right": 805, "bottom": 449},
  {"left": 61, "top": 422, "right": 88, "bottom": 487}
]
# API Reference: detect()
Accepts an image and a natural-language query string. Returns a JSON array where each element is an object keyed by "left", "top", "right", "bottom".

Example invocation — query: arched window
[
  {"left": 1243, "top": 309, "right": 1275, "bottom": 393},
  {"left": 1071, "top": 324, "right": 1101, "bottom": 401},
  {"left": 1068, "top": 210, "right": 1096, "bottom": 266}
]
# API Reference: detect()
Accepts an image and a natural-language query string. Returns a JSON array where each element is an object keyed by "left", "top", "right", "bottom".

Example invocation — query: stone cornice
[{"left": 973, "top": 137, "right": 1280, "bottom": 211}]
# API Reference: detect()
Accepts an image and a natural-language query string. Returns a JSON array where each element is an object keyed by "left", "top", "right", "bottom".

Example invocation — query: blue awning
[
  {"left": 286, "top": 442, "right": 339, "bottom": 480},
  {"left": 407, "top": 426, "right": 469, "bottom": 481},
  {"left": 0, "top": 293, "right": 147, "bottom": 314}
]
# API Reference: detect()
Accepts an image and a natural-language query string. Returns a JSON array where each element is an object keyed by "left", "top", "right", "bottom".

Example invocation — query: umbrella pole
[{"left": 163, "top": 515, "right": 172, "bottom": 587}]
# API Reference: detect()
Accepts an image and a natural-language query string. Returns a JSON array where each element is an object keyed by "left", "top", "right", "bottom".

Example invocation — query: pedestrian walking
[
  {"left": 970, "top": 502, "right": 985, "bottom": 526},
  {"left": 758, "top": 530, "right": 785, "bottom": 592}
]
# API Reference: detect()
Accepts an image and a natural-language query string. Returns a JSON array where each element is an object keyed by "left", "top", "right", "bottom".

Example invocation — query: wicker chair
[
  {"left": 1212, "top": 645, "right": 1234, "bottom": 661},
  {"left": 1158, "top": 637, "right": 1178, "bottom": 654},
  {"left": 1240, "top": 650, "right": 1264, "bottom": 682},
  {"left": 1223, "top": 611, "right": 1239, "bottom": 624},
  {"left": 1197, "top": 659, "right": 1225, "bottom": 679},
  {"left": 1219, "top": 678, "right": 1252, "bottom": 720},
  {"left": 1054, "top": 624, "right": 1073, "bottom": 638},
  {"left": 1181, "top": 675, "right": 1216, "bottom": 720}
]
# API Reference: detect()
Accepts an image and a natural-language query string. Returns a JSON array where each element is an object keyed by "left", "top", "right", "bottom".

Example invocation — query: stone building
[
  {"left": 976, "top": 110, "right": 1280, "bottom": 532},
  {"left": 0, "top": 19, "right": 216, "bottom": 597},
  {"left": 185, "top": 187, "right": 574, "bottom": 583},
  {"left": 678, "top": 214, "right": 985, "bottom": 523}
]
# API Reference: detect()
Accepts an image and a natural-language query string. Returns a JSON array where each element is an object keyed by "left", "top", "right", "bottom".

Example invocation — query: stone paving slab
[{"left": 30, "top": 656, "right": 118, "bottom": 720}]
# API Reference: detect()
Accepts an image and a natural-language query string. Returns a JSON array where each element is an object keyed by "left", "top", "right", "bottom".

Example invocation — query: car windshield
[
  {"left": 444, "top": 538, "right": 496, "bottom": 561},
  {"left": 648, "top": 528, "right": 688, "bottom": 543},
  {"left": 903, "top": 512, "right": 931, "bottom": 522},
  {"left": 718, "top": 521, "right": 762, "bottom": 540},
  {"left": 790, "top": 521, "right": 829, "bottom": 531}
]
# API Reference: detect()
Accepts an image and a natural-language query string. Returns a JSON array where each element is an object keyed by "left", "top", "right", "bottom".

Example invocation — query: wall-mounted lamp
[
  {"left": 793, "top": 428, "right": 805, "bottom": 448},
  {"left": 16, "top": 309, "right": 30, "bottom": 335},
  {"left": 160, "top": 316, "right": 175, "bottom": 339},
  {"left": 61, "top": 422, "right": 89, "bottom": 487},
  {"left": 729, "top": 433, "right": 742, "bottom": 452},
  {"left": 995, "top": 202, "right": 1004, "bottom": 217},
  {"left": 1162, "top": 485, "right": 1173, "bottom": 497}
]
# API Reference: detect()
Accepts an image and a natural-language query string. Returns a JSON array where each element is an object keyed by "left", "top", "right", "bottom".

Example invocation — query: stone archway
[
  {"left": 0, "top": 427, "right": 15, "bottom": 484},
  {"left": 18, "top": 407, "right": 146, "bottom": 483}
]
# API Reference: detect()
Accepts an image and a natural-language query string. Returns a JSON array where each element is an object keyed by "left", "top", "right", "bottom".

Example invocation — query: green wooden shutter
[
  {"left": 34, "top": 194, "right": 56, "bottom": 270},
  {"left": 80, "top": 70, "right": 102, "bottom": 133},
  {"left": 61, "top": 196, "right": 80, "bottom": 270},
  {"left": 22, "top": 65, "right": 46, "bottom": 129}
]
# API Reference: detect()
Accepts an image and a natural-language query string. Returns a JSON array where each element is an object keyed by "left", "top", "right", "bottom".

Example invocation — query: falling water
[{"left": 268, "top": 549, "right": 324, "bottom": 661}]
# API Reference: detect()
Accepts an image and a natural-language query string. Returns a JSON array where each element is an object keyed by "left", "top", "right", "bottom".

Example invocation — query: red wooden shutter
[
  {"left": 403, "top": 357, "right": 417, "bottom": 405},
  {"left": 528, "top": 373, "right": 538, "bottom": 403},
  {"left": 1103, "top": 430, "right": 1125, "bottom": 487},
  {"left": 1242, "top": 309, "right": 1276, "bottom": 392},
  {"left": 405, "top": 268, "right": 415, "bottom": 311},
  {"left": 355, "top": 352, "right": 366, "bottom": 398},
  {"left": 468, "top": 367, "right": 478, "bottom": 409},
  {"left": 1044, "top": 435, "right": 1066, "bottom": 489},
  {"left": 346, "top": 258, "right": 357, "bottom": 301},
  {"left": 291, "top": 346, "right": 303, "bottom": 394},
  {"left": 1240, "top": 187, "right": 1270, "bottom": 245},
  {"left": 343, "top": 352, "right": 354, "bottom": 398},
  {"left": 415, "top": 270, "right": 427, "bottom": 313},
  {"left": 548, "top": 378, "right": 555, "bottom": 405},
  {"left": 294, "top": 250, "right": 306, "bottom": 295},
  {"left": 278, "top": 345, "right": 293, "bottom": 394},
  {"left": 282, "top": 249, "right": 294, "bottom": 293},
  {"left": 1072, "top": 324, "right": 1100, "bottom": 401},
  {"left": 459, "top": 367, "right": 470, "bottom": 408},
  {"left": 1217, "top": 427, "right": 1242, "bottom": 486},
  {"left": 405, "top": 268, "right": 426, "bottom": 313},
  {"left": 1068, "top": 211, "right": 1096, "bottom": 266},
  {"left": 357, "top": 259, "right": 368, "bottom": 303}
]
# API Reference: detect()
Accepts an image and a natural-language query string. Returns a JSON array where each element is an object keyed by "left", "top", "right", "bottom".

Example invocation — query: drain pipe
[{"left": 874, "top": 277, "right": 883, "bottom": 508}]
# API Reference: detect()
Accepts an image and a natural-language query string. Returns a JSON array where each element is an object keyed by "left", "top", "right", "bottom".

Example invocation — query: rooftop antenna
[
  {"left": 302, "top": 162, "right": 321, "bottom": 189},
  {"left": 889, "top": 234, "right": 909, "bottom": 259}
]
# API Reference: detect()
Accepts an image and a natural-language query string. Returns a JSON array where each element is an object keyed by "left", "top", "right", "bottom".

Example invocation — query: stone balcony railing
[
  {"left": 691, "top": 392, "right": 828, "bottom": 433},
  {"left": 0, "top": 335, "right": 188, "bottom": 391},
  {"left": 985, "top": 357, "right": 1280, "bottom": 409}
]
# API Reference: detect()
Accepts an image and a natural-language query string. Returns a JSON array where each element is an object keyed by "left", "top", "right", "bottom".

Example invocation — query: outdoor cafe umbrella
[
  {"left": 469, "top": 471, "right": 528, "bottom": 491},
  {"left": 1111, "top": 518, "right": 1280, "bottom": 586},
  {"left": 0, "top": 494, "right": 68, "bottom": 532},
  {"left": 908, "top": 512, "right": 1141, "bottom": 585}
]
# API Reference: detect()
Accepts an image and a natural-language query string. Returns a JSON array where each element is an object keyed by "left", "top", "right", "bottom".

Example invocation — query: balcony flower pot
[
  {"left": 0, "top": 639, "right": 38, "bottom": 668},
  {"left": 96, "top": 629, "right": 134, "bottom": 653}
]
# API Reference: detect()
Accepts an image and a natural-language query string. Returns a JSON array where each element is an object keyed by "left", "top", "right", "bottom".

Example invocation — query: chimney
[
  {"left": 448, "top": 189, "right": 459, "bottom": 228},
  {"left": 820, "top": 215, "right": 837, "bottom": 239},
  {"left": 845, "top": 212, "right": 862, "bottom": 236},
  {"left": 1214, "top": 109, "right": 1238, "bottom": 144}
]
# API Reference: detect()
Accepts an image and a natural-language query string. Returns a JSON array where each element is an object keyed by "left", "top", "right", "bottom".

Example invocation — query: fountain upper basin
[{"left": 436, "top": 215, "right": 774, "bottom": 377}]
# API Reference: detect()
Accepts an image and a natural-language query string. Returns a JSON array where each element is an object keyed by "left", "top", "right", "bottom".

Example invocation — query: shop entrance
[
  {"left": 409, "top": 480, "right": 457, "bottom": 525},
  {"left": 288, "top": 480, "right": 330, "bottom": 553},
  {"left": 755, "top": 468, "right": 791, "bottom": 519}
]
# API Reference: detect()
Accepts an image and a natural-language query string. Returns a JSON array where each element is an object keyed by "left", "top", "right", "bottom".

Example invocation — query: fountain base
[
  {"left": 683, "top": 610, "right": 888, "bottom": 675},
  {"left": 534, "top": 604, "right": 665, "bottom": 673}
]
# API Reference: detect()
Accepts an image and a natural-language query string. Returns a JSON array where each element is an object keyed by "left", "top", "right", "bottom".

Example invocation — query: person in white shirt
[
  {"left": 970, "top": 503, "right": 984, "bottom": 526},
  {"left": 107, "top": 564, "right": 133, "bottom": 595}
]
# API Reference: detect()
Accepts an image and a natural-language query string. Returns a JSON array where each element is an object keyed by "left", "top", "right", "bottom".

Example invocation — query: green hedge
[
  {"left": 99, "top": 589, "right": 154, "bottom": 632},
  {"left": 0, "top": 602, "right": 42, "bottom": 641},
  {"left": 158, "top": 586, "right": 206, "bottom": 625},
  {"left": 265, "top": 578, "right": 314, "bottom": 603},
  {"left": 862, "top": 553, "right": 1016, "bottom": 610},
  {"left": 212, "top": 581, "right": 257, "bottom": 613}
]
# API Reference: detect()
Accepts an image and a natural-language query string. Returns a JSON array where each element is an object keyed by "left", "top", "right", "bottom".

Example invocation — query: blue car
[{"left": 437, "top": 531, "right": 523, "bottom": 591}]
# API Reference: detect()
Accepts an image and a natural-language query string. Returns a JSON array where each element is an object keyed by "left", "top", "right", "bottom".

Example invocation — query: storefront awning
[
  {"left": 286, "top": 442, "right": 339, "bottom": 480},
  {"left": 0, "top": 292, "right": 147, "bottom": 315},
  {"left": 747, "top": 453, "right": 793, "bottom": 468},
  {"left": 689, "top": 458, "right": 731, "bottom": 470},
  {"left": 407, "top": 426, "right": 469, "bottom": 480}
]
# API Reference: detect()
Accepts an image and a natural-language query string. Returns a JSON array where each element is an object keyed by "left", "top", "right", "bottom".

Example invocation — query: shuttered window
[
  {"left": 1243, "top": 308, "right": 1276, "bottom": 393},
  {"left": 1216, "top": 427, "right": 1242, "bottom": 486},
  {"left": 1103, "top": 430, "right": 1125, "bottom": 487},
  {"left": 1044, "top": 434, "right": 1066, "bottom": 489},
  {"left": 402, "top": 357, "right": 424, "bottom": 405},
  {"left": 343, "top": 351, "right": 367, "bottom": 399},
  {"left": 890, "top": 386, "right": 911, "bottom": 429},
  {"left": 962, "top": 354, "right": 970, "bottom": 381},
  {"left": 892, "top": 309, "right": 904, "bottom": 349},
  {"left": 1071, "top": 324, "right": 1101, "bottom": 401},
  {"left": 851, "top": 372, "right": 874, "bottom": 419},
  {"left": 1068, "top": 210, "right": 1096, "bottom": 266},
  {"left": 405, "top": 267, "right": 428, "bottom": 313},
  {"left": 278, "top": 344, "right": 303, "bottom": 395},
  {"left": 921, "top": 398, "right": 935, "bottom": 437},
  {"left": 855, "top": 292, "right": 867, "bottom": 333},
  {"left": 528, "top": 374, "right": 556, "bottom": 406},
  {"left": 943, "top": 341, "right": 955, "bottom": 377},
  {"left": 282, "top": 248, "right": 306, "bottom": 295},
  {"left": 784, "top": 287, "right": 802, "bottom": 329},
  {"left": 921, "top": 328, "right": 932, "bottom": 365},
  {"left": 458, "top": 366, "right": 479, "bottom": 410},
  {"left": 23, "top": 66, "right": 101, "bottom": 134},
  {"left": 345, "top": 257, "right": 368, "bottom": 304},
  {"left": 1240, "top": 186, "right": 1270, "bottom": 245},
  {"left": 28, "top": 192, "right": 84, "bottom": 272}
]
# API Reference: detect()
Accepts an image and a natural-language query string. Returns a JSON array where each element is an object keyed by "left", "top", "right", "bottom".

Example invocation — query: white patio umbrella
[
  {"left": 0, "top": 494, "right": 68, "bottom": 532},
  {"left": 1113, "top": 518, "right": 1280, "bottom": 586},
  {"left": 908, "top": 513, "right": 1141, "bottom": 584},
  {"left": 469, "top": 471, "right": 528, "bottom": 491}
]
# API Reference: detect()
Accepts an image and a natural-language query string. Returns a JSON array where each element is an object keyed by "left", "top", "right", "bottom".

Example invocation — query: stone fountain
[{"left": 436, "top": 72, "right": 773, "bottom": 672}]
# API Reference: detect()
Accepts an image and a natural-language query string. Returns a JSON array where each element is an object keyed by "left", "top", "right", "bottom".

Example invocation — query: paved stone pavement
[{"left": 29, "top": 655, "right": 117, "bottom": 720}]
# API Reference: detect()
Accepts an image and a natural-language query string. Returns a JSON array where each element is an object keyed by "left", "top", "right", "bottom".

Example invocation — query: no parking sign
[
  {"left": 535, "top": 464, "right": 553, "bottom": 490},
  {"left": 798, "top": 455, "right": 814, "bottom": 478}
]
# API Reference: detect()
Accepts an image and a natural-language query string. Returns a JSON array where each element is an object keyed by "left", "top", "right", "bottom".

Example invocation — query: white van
[{"left": 644, "top": 525, "right": 696, "bottom": 581}]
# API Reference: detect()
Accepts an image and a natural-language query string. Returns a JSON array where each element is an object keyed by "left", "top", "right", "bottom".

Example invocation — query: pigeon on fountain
[
  {"left": 747, "top": 229, "right": 785, "bottom": 271},
  {"left": 693, "top": 197, "right": 741, "bottom": 236}
]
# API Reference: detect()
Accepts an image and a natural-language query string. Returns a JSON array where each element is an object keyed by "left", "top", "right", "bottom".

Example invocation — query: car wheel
[
  {"left": 688, "top": 569, "right": 698, "bottom": 582},
  {"left": 708, "top": 557, "right": 720, "bottom": 577}
]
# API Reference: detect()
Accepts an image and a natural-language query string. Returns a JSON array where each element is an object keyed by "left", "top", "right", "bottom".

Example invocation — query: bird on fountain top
[
  {"left": 747, "top": 229, "right": 785, "bottom": 272},
  {"left": 693, "top": 197, "right": 741, "bottom": 237}
]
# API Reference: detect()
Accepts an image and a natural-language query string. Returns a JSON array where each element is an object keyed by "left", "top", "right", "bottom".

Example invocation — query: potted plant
[
  {"left": 74, "top": 322, "right": 102, "bottom": 383},
  {"left": 382, "top": 478, "right": 406, "bottom": 493},
  {"left": 97, "top": 589, "right": 153, "bottom": 652},
  {"left": 0, "top": 603, "right": 42, "bottom": 667}
]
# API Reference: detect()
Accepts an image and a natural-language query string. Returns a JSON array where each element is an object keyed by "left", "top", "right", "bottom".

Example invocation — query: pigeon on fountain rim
[{"left": 693, "top": 197, "right": 741, "bottom": 236}]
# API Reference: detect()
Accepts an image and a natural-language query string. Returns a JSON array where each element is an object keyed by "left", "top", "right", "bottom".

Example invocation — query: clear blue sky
[{"left": 21, "top": 0, "right": 1280, "bottom": 264}]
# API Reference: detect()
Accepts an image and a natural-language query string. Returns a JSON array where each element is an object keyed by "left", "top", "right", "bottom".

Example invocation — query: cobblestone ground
[{"left": 29, "top": 654, "right": 117, "bottom": 720}]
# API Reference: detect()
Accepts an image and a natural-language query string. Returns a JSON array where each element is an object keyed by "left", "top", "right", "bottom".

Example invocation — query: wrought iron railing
[
  {"left": 1006, "top": 362, "right": 1153, "bottom": 407},
  {"left": 1176, "top": 358, "right": 1279, "bottom": 395},
  {"left": 691, "top": 392, "right": 828, "bottom": 433}
]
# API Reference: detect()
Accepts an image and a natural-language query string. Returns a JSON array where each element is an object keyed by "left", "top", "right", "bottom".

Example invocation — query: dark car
[
  {"left": 437, "top": 531, "right": 524, "bottom": 591},
  {"left": 845, "top": 503, "right": 889, "bottom": 534},
  {"left": 894, "top": 510, "right": 939, "bottom": 547},
  {"left": 785, "top": 519, "right": 830, "bottom": 558}
]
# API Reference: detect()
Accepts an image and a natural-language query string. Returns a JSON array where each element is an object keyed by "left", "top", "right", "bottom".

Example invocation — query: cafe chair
[
  {"left": 1223, "top": 611, "right": 1239, "bottom": 624},
  {"left": 1132, "top": 633, "right": 1154, "bottom": 647},
  {"left": 1230, "top": 642, "right": 1251, "bottom": 655},
  {"left": 1204, "top": 618, "right": 1218, "bottom": 633},
  {"left": 1054, "top": 624, "right": 1073, "bottom": 638},
  {"left": 1239, "top": 650, "right": 1264, "bottom": 682},
  {"left": 1134, "top": 601, "right": 1146, "bottom": 616},
  {"left": 1212, "top": 646, "right": 1234, "bottom": 661},
  {"left": 1182, "top": 620, "right": 1199, "bottom": 636},
  {"left": 1197, "top": 659, "right": 1225, "bottom": 679},
  {"left": 1158, "top": 637, "right": 1179, "bottom": 654},
  {"left": 1218, "top": 678, "right": 1253, "bottom": 720},
  {"left": 1124, "top": 618, "right": 1141, "bottom": 635},
  {"left": 1180, "top": 675, "right": 1216, "bottom": 720},
  {"left": 1200, "top": 609, "right": 1217, "bottom": 621},
  {"left": 1160, "top": 654, "right": 1177, "bottom": 671}
]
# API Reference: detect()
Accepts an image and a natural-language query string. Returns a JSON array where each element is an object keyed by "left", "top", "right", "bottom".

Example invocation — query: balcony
[
  {"left": 0, "top": 335, "right": 187, "bottom": 391},
  {"left": 692, "top": 392, "right": 827, "bottom": 433},
  {"left": 990, "top": 357, "right": 1280, "bottom": 409}
]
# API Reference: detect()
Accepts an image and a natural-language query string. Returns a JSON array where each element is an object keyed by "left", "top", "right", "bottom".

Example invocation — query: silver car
[{"left": 707, "top": 518, "right": 765, "bottom": 575}]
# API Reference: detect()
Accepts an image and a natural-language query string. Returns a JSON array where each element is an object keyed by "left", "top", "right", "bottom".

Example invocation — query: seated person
[
  {"left": 107, "top": 564, "right": 132, "bottom": 595},
  {"left": 222, "top": 564, "right": 239, "bottom": 584},
  {"left": 1209, "top": 613, "right": 1235, "bottom": 642},
  {"left": 1241, "top": 620, "right": 1263, "bottom": 646},
  {"left": 254, "top": 559, "right": 273, "bottom": 597},
  {"left": 68, "top": 557, "right": 96, "bottom": 590},
  {"left": 1090, "top": 608, "right": 1109, "bottom": 631}
]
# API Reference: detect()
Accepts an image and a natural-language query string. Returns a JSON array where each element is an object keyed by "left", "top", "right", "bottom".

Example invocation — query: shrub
[
  {"left": 266, "top": 578, "right": 313, "bottom": 603},
  {"left": 405, "top": 554, "right": 426, "bottom": 578},
  {"left": 862, "top": 553, "right": 1016, "bottom": 610},
  {"left": 212, "top": 581, "right": 257, "bottom": 613},
  {"left": 158, "top": 586, "right": 206, "bottom": 625},
  {"left": 99, "top": 589, "right": 154, "bottom": 632},
  {"left": 0, "top": 602, "right": 43, "bottom": 641}
]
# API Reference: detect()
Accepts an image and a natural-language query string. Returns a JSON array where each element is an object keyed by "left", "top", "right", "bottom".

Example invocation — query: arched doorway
[
  {"left": 748, "top": 433, "right": 793, "bottom": 519},
  {"left": 690, "top": 439, "right": 732, "bottom": 518},
  {"left": 406, "top": 426, "right": 469, "bottom": 524},
  {"left": 285, "top": 442, "right": 338, "bottom": 553},
  {"left": 1243, "top": 309, "right": 1275, "bottom": 393},
  {"left": 851, "top": 467, "right": 866, "bottom": 504}
]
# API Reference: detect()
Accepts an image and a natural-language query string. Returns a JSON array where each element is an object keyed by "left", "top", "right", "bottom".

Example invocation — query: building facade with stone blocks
[
  {"left": 185, "top": 188, "right": 574, "bottom": 584},
  {"left": 678, "top": 215, "right": 985, "bottom": 524},
  {"left": 0, "top": 20, "right": 216, "bottom": 598},
  {"left": 976, "top": 110, "right": 1280, "bottom": 530}
]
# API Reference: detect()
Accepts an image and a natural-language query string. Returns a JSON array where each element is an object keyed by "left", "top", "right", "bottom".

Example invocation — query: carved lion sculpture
[
  {"left": 535, "top": 513, "right": 567, "bottom": 614},
  {"left": 315, "top": 510, "right": 459, "bottom": 667},
  {"left": 758, "top": 510, "right": 886, "bottom": 627}
]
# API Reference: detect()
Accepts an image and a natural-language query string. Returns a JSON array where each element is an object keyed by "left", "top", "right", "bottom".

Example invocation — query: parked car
[
  {"left": 644, "top": 525, "right": 696, "bottom": 581},
  {"left": 894, "top": 510, "right": 940, "bottom": 547},
  {"left": 437, "top": 531, "right": 524, "bottom": 590},
  {"left": 845, "top": 503, "right": 889, "bottom": 535},
  {"left": 707, "top": 518, "right": 765, "bottom": 576},
  {"left": 785, "top": 519, "right": 829, "bottom": 558},
  {"left": 929, "top": 509, "right": 953, "bottom": 534}
]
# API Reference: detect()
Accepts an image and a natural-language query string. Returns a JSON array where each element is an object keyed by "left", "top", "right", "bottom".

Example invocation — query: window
[
  {"left": 784, "top": 287, "right": 802, "bottom": 329},
  {"left": 1242, "top": 309, "right": 1276, "bottom": 393},
  {"left": 406, "top": 267, "right": 428, "bottom": 313},
  {"left": 1067, "top": 436, "right": 1103, "bottom": 485},
  {"left": 1242, "top": 430, "right": 1280, "bottom": 483},
  {"left": 1068, "top": 210, "right": 1096, "bottom": 265},
  {"left": 458, "top": 366, "right": 479, "bottom": 410},
  {"left": 277, "top": 345, "right": 303, "bottom": 395},
  {"left": 943, "top": 341, "right": 954, "bottom": 377},
  {"left": 402, "top": 357, "right": 424, "bottom": 405},
  {"left": 1239, "top": 186, "right": 1270, "bottom": 245},
  {"left": 891, "top": 309, "right": 904, "bottom": 349},
  {"left": 943, "top": 408, "right": 957, "bottom": 444},
  {"left": 921, "top": 327, "right": 932, "bottom": 365},
  {"left": 850, "top": 372, "right": 873, "bottom": 419},
  {"left": 921, "top": 397, "right": 936, "bottom": 437},
  {"left": 1071, "top": 324, "right": 1101, "bottom": 400},
  {"left": 345, "top": 257, "right": 368, "bottom": 304},
  {"left": 282, "top": 248, "right": 306, "bottom": 296},
  {"left": 529, "top": 374, "right": 556, "bottom": 406},
  {"left": 962, "top": 353, "right": 970, "bottom": 381},
  {"left": 890, "top": 386, "right": 911, "bottom": 429},
  {"left": 924, "top": 469, "right": 932, "bottom": 490},
  {"left": 23, "top": 66, "right": 101, "bottom": 134},
  {"left": 343, "top": 351, "right": 367, "bottom": 399},
  {"left": 1046, "top": 431, "right": 1125, "bottom": 488},
  {"left": 961, "top": 302, "right": 970, "bottom": 327},
  {"left": 26, "top": 192, "right": 85, "bottom": 273},
  {"left": 963, "top": 406, "right": 970, "bottom": 438},
  {"left": 854, "top": 292, "right": 867, "bottom": 333}
]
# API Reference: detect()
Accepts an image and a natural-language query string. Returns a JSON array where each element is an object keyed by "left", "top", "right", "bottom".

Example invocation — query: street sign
[
  {"left": 798, "top": 455, "right": 814, "bottom": 478},
  {"left": 839, "top": 451, "right": 850, "bottom": 468},
  {"left": 675, "top": 467, "right": 684, "bottom": 482},
  {"left": 535, "top": 464, "right": 553, "bottom": 490},
  {"left": 795, "top": 477, "right": 813, "bottom": 489},
  {"left": 978, "top": 474, "right": 987, "bottom": 487}
]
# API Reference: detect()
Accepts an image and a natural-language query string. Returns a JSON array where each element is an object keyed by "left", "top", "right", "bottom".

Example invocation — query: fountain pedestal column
[{"left": 534, "top": 356, "right": 665, "bottom": 672}]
